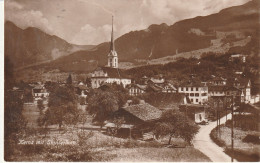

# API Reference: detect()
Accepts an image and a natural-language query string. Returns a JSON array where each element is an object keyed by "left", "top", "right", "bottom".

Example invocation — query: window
[
  {"left": 181, "top": 87, "right": 183, "bottom": 91},
  {"left": 190, "top": 93, "right": 194, "bottom": 96},
  {"left": 196, "top": 99, "right": 199, "bottom": 102},
  {"left": 196, "top": 87, "right": 199, "bottom": 91},
  {"left": 191, "top": 99, "right": 193, "bottom": 102},
  {"left": 202, "top": 93, "right": 207, "bottom": 96},
  {"left": 191, "top": 88, "right": 193, "bottom": 91},
  {"left": 186, "top": 87, "right": 188, "bottom": 91},
  {"left": 195, "top": 93, "right": 199, "bottom": 97}
]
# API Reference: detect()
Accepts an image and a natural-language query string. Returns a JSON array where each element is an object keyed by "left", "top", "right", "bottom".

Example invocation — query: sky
[{"left": 5, "top": 0, "right": 250, "bottom": 45}]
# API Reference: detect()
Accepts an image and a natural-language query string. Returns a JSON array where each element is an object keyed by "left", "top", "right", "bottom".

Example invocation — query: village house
[
  {"left": 128, "top": 83, "right": 147, "bottom": 96},
  {"left": 208, "top": 86, "right": 226, "bottom": 97},
  {"left": 147, "top": 77, "right": 165, "bottom": 86},
  {"left": 145, "top": 84, "right": 163, "bottom": 93},
  {"left": 109, "top": 103, "right": 162, "bottom": 138},
  {"left": 74, "top": 82, "right": 88, "bottom": 98},
  {"left": 229, "top": 54, "right": 246, "bottom": 63},
  {"left": 211, "top": 76, "right": 227, "bottom": 86},
  {"left": 91, "top": 17, "right": 131, "bottom": 89},
  {"left": 224, "top": 86, "right": 244, "bottom": 103},
  {"left": 32, "top": 84, "right": 49, "bottom": 99},
  {"left": 140, "top": 76, "right": 149, "bottom": 85},
  {"left": 8, "top": 87, "right": 24, "bottom": 100},
  {"left": 161, "top": 82, "right": 177, "bottom": 93},
  {"left": 232, "top": 78, "right": 252, "bottom": 103},
  {"left": 178, "top": 81, "right": 208, "bottom": 105}
]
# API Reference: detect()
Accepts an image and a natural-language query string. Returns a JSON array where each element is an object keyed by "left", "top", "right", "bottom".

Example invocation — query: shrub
[
  {"left": 225, "top": 148, "right": 259, "bottom": 162},
  {"left": 242, "top": 134, "right": 260, "bottom": 144}
]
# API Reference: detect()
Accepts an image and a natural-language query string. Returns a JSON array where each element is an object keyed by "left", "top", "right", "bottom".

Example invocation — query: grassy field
[
  {"left": 95, "top": 147, "right": 211, "bottom": 162},
  {"left": 211, "top": 125, "right": 259, "bottom": 162},
  {"left": 23, "top": 103, "right": 41, "bottom": 127},
  {"left": 19, "top": 103, "right": 211, "bottom": 162}
]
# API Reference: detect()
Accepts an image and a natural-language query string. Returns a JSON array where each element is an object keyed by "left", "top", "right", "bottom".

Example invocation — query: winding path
[{"left": 193, "top": 113, "right": 237, "bottom": 162}]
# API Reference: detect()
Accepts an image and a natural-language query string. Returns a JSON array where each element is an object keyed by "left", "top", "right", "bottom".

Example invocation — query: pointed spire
[{"left": 110, "top": 16, "right": 115, "bottom": 51}]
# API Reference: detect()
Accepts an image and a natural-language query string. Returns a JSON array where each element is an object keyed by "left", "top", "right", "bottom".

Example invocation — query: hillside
[
  {"left": 4, "top": 21, "right": 95, "bottom": 69},
  {"left": 37, "top": 0, "right": 259, "bottom": 72},
  {"left": 12, "top": 0, "right": 260, "bottom": 82}
]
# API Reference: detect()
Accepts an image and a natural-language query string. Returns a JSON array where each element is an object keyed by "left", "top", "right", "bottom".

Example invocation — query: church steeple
[
  {"left": 107, "top": 15, "right": 118, "bottom": 68},
  {"left": 110, "top": 16, "right": 115, "bottom": 52}
]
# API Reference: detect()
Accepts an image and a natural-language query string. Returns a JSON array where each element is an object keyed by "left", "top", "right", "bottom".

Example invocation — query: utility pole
[
  {"left": 216, "top": 110, "right": 218, "bottom": 137},
  {"left": 219, "top": 110, "right": 221, "bottom": 137},
  {"left": 231, "top": 95, "right": 234, "bottom": 162}
]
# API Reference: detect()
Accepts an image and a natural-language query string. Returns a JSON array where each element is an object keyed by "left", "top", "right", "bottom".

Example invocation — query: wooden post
[
  {"left": 225, "top": 108, "right": 227, "bottom": 125},
  {"left": 231, "top": 95, "right": 234, "bottom": 162},
  {"left": 219, "top": 110, "right": 221, "bottom": 138}
]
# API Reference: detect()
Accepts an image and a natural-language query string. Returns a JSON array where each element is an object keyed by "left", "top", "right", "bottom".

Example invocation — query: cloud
[
  {"left": 72, "top": 24, "right": 113, "bottom": 45},
  {"left": 5, "top": 0, "right": 23, "bottom": 10},
  {"left": 5, "top": 0, "right": 54, "bottom": 34},
  {"left": 5, "top": 0, "right": 251, "bottom": 45}
]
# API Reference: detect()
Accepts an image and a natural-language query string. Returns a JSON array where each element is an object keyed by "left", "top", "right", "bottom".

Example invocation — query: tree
[
  {"left": 41, "top": 85, "right": 78, "bottom": 129},
  {"left": 112, "top": 116, "right": 125, "bottom": 135},
  {"left": 66, "top": 74, "right": 72, "bottom": 85},
  {"left": 4, "top": 56, "right": 28, "bottom": 160},
  {"left": 23, "top": 87, "right": 33, "bottom": 103},
  {"left": 100, "top": 83, "right": 128, "bottom": 108},
  {"left": 85, "top": 77, "right": 92, "bottom": 88},
  {"left": 37, "top": 99, "right": 44, "bottom": 113},
  {"left": 4, "top": 56, "right": 15, "bottom": 90},
  {"left": 87, "top": 89, "right": 118, "bottom": 128},
  {"left": 78, "top": 109, "right": 88, "bottom": 131},
  {"left": 131, "top": 96, "right": 140, "bottom": 105},
  {"left": 153, "top": 109, "right": 199, "bottom": 145},
  {"left": 5, "top": 92, "right": 27, "bottom": 160}
]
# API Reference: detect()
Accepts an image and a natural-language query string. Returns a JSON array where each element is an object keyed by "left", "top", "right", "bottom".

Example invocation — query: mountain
[
  {"left": 10, "top": 0, "right": 260, "bottom": 81},
  {"left": 4, "top": 21, "right": 95, "bottom": 69},
  {"left": 40, "top": 0, "right": 259, "bottom": 73}
]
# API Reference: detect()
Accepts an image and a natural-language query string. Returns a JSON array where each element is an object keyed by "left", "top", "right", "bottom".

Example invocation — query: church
[{"left": 91, "top": 16, "right": 131, "bottom": 89}]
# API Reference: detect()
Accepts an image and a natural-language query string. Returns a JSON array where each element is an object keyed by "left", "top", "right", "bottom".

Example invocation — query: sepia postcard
[{"left": 3, "top": 0, "right": 260, "bottom": 162}]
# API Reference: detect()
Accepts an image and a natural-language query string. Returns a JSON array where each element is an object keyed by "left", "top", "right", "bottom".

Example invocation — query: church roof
[
  {"left": 109, "top": 16, "right": 115, "bottom": 52},
  {"left": 93, "top": 66, "right": 130, "bottom": 79}
]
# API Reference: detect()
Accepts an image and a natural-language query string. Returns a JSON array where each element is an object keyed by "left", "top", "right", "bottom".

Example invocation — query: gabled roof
[
  {"left": 208, "top": 85, "right": 226, "bottom": 91},
  {"left": 122, "top": 103, "right": 162, "bottom": 122},
  {"left": 212, "top": 76, "right": 227, "bottom": 81},
  {"left": 148, "top": 78, "right": 165, "bottom": 84},
  {"left": 145, "top": 93, "right": 188, "bottom": 109},
  {"left": 76, "top": 85, "right": 88, "bottom": 90},
  {"left": 33, "top": 85, "right": 45, "bottom": 90},
  {"left": 179, "top": 80, "right": 206, "bottom": 87},
  {"left": 233, "top": 78, "right": 251, "bottom": 88},
  {"left": 162, "top": 83, "right": 177, "bottom": 90},
  {"left": 146, "top": 84, "right": 163, "bottom": 92},
  {"left": 128, "top": 84, "right": 147, "bottom": 90},
  {"left": 224, "top": 86, "right": 242, "bottom": 92}
]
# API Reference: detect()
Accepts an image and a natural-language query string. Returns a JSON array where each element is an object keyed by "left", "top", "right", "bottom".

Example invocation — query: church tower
[{"left": 107, "top": 16, "right": 118, "bottom": 68}]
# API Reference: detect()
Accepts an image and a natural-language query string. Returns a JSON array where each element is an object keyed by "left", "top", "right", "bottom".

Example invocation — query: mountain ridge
[{"left": 5, "top": 0, "right": 260, "bottom": 76}]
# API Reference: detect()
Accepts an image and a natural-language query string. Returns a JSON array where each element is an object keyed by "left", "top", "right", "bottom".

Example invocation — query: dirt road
[{"left": 193, "top": 113, "right": 237, "bottom": 162}]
